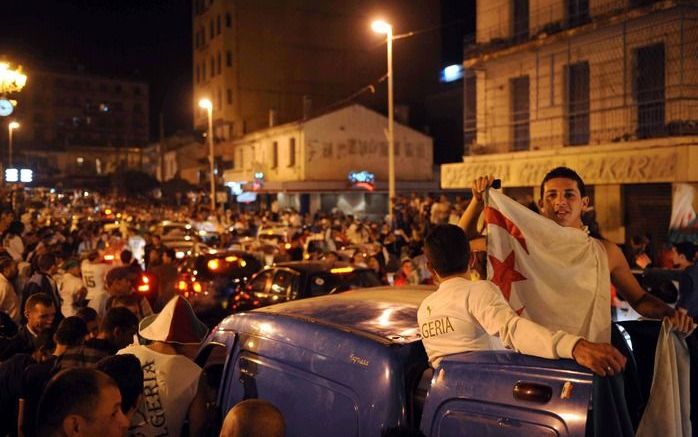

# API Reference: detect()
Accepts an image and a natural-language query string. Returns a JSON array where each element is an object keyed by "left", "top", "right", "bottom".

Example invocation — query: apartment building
[{"left": 442, "top": 0, "right": 698, "bottom": 245}]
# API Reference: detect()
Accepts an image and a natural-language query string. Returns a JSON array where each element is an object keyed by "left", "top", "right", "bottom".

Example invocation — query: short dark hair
[
  {"left": 55, "top": 316, "right": 88, "bottom": 347},
  {"left": 540, "top": 167, "right": 587, "bottom": 198},
  {"left": 37, "top": 369, "right": 117, "bottom": 436},
  {"left": 101, "top": 307, "right": 139, "bottom": 333},
  {"left": 96, "top": 354, "right": 143, "bottom": 414},
  {"left": 0, "top": 256, "right": 14, "bottom": 271},
  {"left": 25, "top": 293, "right": 55, "bottom": 311},
  {"left": 424, "top": 225, "right": 470, "bottom": 277},
  {"left": 674, "top": 242, "right": 696, "bottom": 262},
  {"left": 37, "top": 253, "right": 57, "bottom": 273},
  {"left": 75, "top": 306, "right": 98, "bottom": 324},
  {"left": 120, "top": 249, "right": 133, "bottom": 264},
  {"left": 106, "top": 266, "right": 132, "bottom": 286},
  {"left": 164, "top": 248, "right": 176, "bottom": 260}
]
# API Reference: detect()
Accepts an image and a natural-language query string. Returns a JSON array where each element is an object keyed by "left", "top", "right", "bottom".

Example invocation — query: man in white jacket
[{"left": 418, "top": 224, "right": 627, "bottom": 376}]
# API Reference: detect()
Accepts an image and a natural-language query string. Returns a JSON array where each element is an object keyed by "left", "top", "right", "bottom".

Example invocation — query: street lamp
[
  {"left": 8, "top": 121, "right": 19, "bottom": 168},
  {"left": 372, "top": 19, "right": 395, "bottom": 218},
  {"left": 198, "top": 98, "right": 216, "bottom": 213}
]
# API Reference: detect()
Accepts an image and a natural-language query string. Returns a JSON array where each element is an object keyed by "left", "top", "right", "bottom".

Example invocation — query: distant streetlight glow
[
  {"left": 8, "top": 121, "right": 19, "bottom": 167},
  {"left": 372, "top": 19, "right": 396, "bottom": 217},
  {"left": 0, "top": 63, "right": 28, "bottom": 94},
  {"left": 371, "top": 20, "right": 392, "bottom": 34},
  {"left": 198, "top": 98, "right": 216, "bottom": 212},
  {"left": 198, "top": 98, "right": 212, "bottom": 110}
]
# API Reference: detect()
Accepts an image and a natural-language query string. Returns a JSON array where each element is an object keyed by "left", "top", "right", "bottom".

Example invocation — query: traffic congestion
[{"left": 0, "top": 170, "right": 695, "bottom": 436}]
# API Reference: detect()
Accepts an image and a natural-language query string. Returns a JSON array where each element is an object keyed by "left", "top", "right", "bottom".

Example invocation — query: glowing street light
[
  {"left": 198, "top": 98, "right": 216, "bottom": 212},
  {"left": 8, "top": 121, "right": 19, "bottom": 167},
  {"left": 0, "top": 63, "right": 28, "bottom": 94},
  {"left": 371, "top": 19, "right": 395, "bottom": 218}
]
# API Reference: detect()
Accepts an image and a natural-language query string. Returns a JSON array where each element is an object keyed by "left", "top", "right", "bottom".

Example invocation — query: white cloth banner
[
  {"left": 485, "top": 190, "right": 612, "bottom": 342},
  {"left": 636, "top": 319, "right": 692, "bottom": 437}
]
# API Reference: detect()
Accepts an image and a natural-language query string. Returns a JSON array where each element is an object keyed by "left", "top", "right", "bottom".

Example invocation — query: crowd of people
[{"left": 0, "top": 166, "right": 695, "bottom": 436}]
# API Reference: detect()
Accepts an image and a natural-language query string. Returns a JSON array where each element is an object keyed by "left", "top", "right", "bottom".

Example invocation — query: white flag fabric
[
  {"left": 635, "top": 319, "right": 692, "bottom": 437},
  {"left": 485, "top": 190, "right": 612, "bottom": 343}
]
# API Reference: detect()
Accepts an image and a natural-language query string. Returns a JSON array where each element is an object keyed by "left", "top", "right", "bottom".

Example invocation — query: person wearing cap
[
  {"left": 117, "top": 296, "right": 207, "bottom": 437},
  {"left": 58, "top": 258, "right": 87, "bottom": 317}
]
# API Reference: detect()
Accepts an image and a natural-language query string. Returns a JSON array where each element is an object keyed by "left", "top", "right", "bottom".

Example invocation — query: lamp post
[
  {"left": 8, "top": 121, "right": 19, "bottom": 168},
  {"left": 198, "top": 99, "right": 216, "bottom": 212},
  {"left": 371, "top": 19, "right": 395, "bottom": 218}
]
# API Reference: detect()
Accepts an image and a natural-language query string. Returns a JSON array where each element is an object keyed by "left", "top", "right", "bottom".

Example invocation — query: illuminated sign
[
  {"left": 348, "top": 171, "right": 375, "bottom": 191},
  {"left": 440, "top": 64, "right": 464, "bottom": 83},
  {"left": 225, "top": 181, "right": 245, "bottom": 195},
  {"left": 5, "top": 168, "right": 33, "bottom": 183}
]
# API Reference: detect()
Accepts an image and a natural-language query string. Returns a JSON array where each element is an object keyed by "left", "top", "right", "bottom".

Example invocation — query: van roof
[{"left": 243, "top": 286, "right": 435, "bottom": 344}]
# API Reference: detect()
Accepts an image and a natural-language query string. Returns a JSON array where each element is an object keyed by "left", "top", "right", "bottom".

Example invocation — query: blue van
[{"left": 196, "top": 287, "right": 600, "bottom": 436}]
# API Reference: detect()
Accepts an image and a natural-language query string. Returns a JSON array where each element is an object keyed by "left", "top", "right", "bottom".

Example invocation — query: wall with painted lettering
[{"left": 303, "top": 105, "right": 433, "bottom": 181}]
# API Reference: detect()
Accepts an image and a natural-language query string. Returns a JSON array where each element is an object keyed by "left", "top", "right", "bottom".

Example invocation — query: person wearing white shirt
[
  {"left": 417, "top": 224, "right": 627, "bottom": 376},
  {"left": 3, "top": 221, "right": 25, "bottom": 262},
  {"left": 0, "top": 257, "right": 20, "bottom": 323},
  {"left": 81, "top": 252, "right": 111, "bottom": 317},
  {"left": 59, "top": 259, "right": 87, "bottom": 317}
]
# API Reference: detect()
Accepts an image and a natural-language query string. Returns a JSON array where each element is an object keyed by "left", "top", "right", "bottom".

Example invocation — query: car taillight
[
  {"left": 192, "top": 281, "right": 203, "bottom": 293},
  {"left": 136, "top": 274, "right": 152, "bottom": 294},
  {"left": 177, "top": 280, "right": 189, "bottom": 292}
]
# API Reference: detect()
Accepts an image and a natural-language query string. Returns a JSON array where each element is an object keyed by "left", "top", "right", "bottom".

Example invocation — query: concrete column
[
  {"left": 594, "top": 184, "right": 624, "bottom": 244},
  {"left": 309, "top": 193, "right": 321, "bottom": 216}
]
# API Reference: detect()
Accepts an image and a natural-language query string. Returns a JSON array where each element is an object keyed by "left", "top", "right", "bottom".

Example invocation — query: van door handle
[{"left": 513, "top": 381, "right": 552, "bottom": 403}]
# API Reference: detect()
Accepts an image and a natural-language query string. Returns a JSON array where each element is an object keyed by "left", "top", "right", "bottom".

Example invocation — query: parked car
[
  {"left": 177, "top": 250, "right": 263, "bottom": 326},
  {"left": 195, "top": 287, "right": 660, "bottom": 436},
  {"left": 230, "top": 261, "right": 381, "bottom": 312}
]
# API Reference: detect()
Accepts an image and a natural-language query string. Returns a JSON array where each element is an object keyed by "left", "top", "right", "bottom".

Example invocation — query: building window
[
  {"left": 225, "top": 13, "right": 232, "bottom": 28},
  {"left": 510, "top": 75, "right": 530, "bottom": 151},
  {"left": 217, "top": 15, "right": 221, "bottom": 35},
  {"left": 209, "top": 18, "right": 214, "bottom": 39},
  {"left": 567, "top": 0, "right": 590, "bottom": 27},
  {"left": 217, "top": 51, "right": 222, "bottom": 75},
  {"left": 202, "top": 62, "right": 206, "bottom": 81},
  {"left": 226, "top": 50, "right": 233, "bottom": 67},
  {"left": 288, "top": 138, "right": 296, "bottom": 167},
  {"left": 271, "top": 142, "right": 278, "bottom": 168},
  {"left": 566, "top": 62, "right": 589, "bottom": 146},
  {"left": 634, "top": 43, "right": 665, "bottom": 139},
  {"left": 513, "top": 0, "right": 529, "bottom": 41},
  {"left": 210, "top": 57, "right": 215, "bottom": 76},
  {"left": 196, "top": 64, "right": 200, "bottom": 83},
  {"left": 217, "top": 87, "right": 222, "bottom": 110},
  {"left": 115, "top": 84, "right": 122, "bottom": 94},
  {"left": 227, "top": 89, "right": 233, "bottom": 105}
]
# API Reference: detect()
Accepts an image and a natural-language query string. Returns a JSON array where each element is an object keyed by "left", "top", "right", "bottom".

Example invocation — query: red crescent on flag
[{"left": 484, "top": 206, "right": 529, "bottom": 254}]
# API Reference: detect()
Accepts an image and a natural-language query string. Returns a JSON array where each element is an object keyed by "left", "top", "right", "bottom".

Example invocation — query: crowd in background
[{"left": 0, "top": 183, "right": 695, "bottom": 436}]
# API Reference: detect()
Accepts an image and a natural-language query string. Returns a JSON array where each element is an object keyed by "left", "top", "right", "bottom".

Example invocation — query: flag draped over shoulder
[{"left": 485, "top": 190, "right": 612, "bottom": 343}]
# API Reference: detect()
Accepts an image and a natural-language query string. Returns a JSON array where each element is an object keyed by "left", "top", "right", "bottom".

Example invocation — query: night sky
[
  {"left": 1, "top": 0, "right": 474, "bottom": 158},
  {"left": 1, "top": 0, "right": 193, "bottom": 140}
]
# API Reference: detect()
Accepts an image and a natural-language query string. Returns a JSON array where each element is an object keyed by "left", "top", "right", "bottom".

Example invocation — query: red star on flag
[
  {"left": 484, "top": 207, "right": 529, "bottom": 254},
  {"left": 488, "top": 250, "right": 527, "bottom": 302}
]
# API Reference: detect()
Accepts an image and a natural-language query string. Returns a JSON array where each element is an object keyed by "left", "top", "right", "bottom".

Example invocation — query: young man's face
[
  {"left": 538, "top": 177, "right": 589, "bottom": 229},
  {"left": 26, "top": 303, "right": 56, "bottom": 333}
]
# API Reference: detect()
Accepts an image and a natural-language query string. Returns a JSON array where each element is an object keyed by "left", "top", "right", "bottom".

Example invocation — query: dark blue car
[{"left": 194, "top": 286, "right": 650, "bottom": 436}]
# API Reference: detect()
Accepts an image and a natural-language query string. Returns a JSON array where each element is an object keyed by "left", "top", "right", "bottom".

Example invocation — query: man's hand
[
  {"left": 571, "top": 339, "right": 627, "bottom": 377},
  {"left": 471, "top": 175, "right": 496, "bottom": 202},
  {"left": 666, "top": 307, "right": 696, "bottom": 337}
]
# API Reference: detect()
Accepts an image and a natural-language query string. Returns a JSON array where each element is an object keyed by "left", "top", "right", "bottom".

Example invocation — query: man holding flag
[
  {"left": 458, "top": 166, "right": 695, "bottom": 435},
  {"left": 459, "top": 167, "right": 694, "bottom": 339}
]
